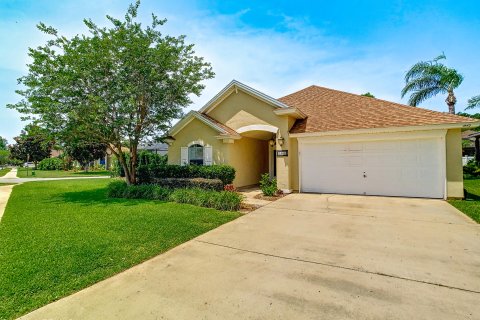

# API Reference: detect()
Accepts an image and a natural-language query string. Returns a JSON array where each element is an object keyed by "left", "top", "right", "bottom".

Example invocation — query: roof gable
[
  {"left": 199, "top": 80, "right": 291, "bottom": 114},
  {"left": 169, "top": 111, "right": 239, "bottom": 137},
  {"left": 278, "top": 85, "right": 478, "bottom": 134}
]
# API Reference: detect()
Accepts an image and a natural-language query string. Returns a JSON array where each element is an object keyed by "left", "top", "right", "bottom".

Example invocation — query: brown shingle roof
[
  {"left": 198, "top": 113, "right": 239, "bottom": 136},
  {"left": 278, "top": 85, "right": 477, "bottom": 134}
]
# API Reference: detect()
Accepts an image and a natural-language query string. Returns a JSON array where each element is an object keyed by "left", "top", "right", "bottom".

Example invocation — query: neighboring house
[
  {"left": 167, "top": 80, "right": 479, "bottom": 199},
  {"left": 138, "top": 142, "right": 168, "bottom": 156}
]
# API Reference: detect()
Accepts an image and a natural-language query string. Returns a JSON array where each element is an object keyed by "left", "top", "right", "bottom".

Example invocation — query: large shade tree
[
  {"left": 0, "top": 136, "right": 8, "bottom": 150},
  {"left": 8, "top": 1, "right": 214, "bottom": 184},
  {"left": 401, "top": 53, "right": 463, "bottom": 114},
  {"left": 9, "top": 124, "right": 53, "bottom": 168}
]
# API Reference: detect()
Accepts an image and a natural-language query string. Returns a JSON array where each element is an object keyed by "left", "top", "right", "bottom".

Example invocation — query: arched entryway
[{"left": 234, "top": 125, "right": 278, "bottom": 186}]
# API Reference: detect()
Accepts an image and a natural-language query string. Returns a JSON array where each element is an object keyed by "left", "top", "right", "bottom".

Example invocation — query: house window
[{"left": 188, "top": 144, "right": 204, "bottom": 165}]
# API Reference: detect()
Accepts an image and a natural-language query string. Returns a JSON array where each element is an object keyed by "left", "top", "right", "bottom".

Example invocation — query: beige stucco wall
[
  {"left": 445, "top": 128, "right": 464, "bottom": 199},
  {"left": 227, "top": 137, "right": 269, "bottom": 187},
  {"left": 207, "top": 90, "right": 293, "bottom": 190},
  {"left": 168, "top": 118, "right": 228, "bottom": 165}
]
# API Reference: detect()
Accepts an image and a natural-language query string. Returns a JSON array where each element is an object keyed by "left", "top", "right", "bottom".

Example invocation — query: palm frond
[
  {"left": 465, "top": 95, "right": 480, "bottom": 110},
  {"left": 402, "top": 53, "right": 462, "bottom": 106},
  {"left": 401, "top": 76, "right": 443, "bottom": 98},
  {"left": 407, "top": 87, "right": 444, "bottom": 107},
  {"left": 433, "top": 52, "right": 446, "bottom": 62}
]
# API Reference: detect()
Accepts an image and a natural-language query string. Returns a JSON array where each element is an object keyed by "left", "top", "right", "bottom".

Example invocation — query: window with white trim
[{"left": 188, "top": 144, "right": 204, "bottom": 165}]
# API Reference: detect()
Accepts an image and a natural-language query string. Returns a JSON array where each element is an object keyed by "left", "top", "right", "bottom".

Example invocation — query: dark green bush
[
  {"left": 106, "top": 180, "right": 172, "bottom": 201},
  {"left": 106, "top": 180, "right": 128, "bottom": 198},
  {"left": 464, "top": 159, "right": 480, "bottom": 177},
  {"left": 139, "top": 164, "right": 236, "bottom": 185},
  {"left": 37, "top": 158, "right": 64, "bottom": 170},
  {"left": 170, "top": 188, "right": 243, "bottom": 211},
  {"left": 153, "top": 178, "right": 223, "bottom": 191},
  {"left": 106, "top": 181, "right": 242, "bottom": 211},
  {"left": 259, "top": 173, "right": 278, "bottom": 196}
]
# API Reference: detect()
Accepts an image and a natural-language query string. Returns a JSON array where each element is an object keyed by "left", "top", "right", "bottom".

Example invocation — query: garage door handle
[{"left": 363, "top": 172, "right": 367, "bottom": 178}]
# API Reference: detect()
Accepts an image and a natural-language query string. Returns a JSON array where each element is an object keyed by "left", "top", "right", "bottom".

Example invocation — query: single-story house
[
  {"left": 138, "top": 142, "right": 169, "bottom": 156},
  {"left": 167, "top": 80, "right": 479, "bottom": 199}
]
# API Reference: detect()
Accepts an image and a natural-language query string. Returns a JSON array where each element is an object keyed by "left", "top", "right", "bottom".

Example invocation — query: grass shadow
[
  {"left": 52, "top": 188, "right": 160, "bottom": 207},
  {"left": 464, "top": 190, "right": 480, "bottom": 201}
]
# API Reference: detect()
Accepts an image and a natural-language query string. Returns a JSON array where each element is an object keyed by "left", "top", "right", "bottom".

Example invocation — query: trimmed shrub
[
  {"left": 170, "top": 188, "right": 243, "bottom": 211},
  {"left": 106, "top": 180, "right": 172, "bottom": 201},
  {"left": 153, "top": 178, "right": 223, "bottom": 191},
  {"left": 464, "top": 159, "right": 480, "bottom": 177},
  {"left": 106, "top": 180, "right": 128, "bottom": 198},
  {"left": 37, "top": 158, "right": 64, "bottom": 170},
  {"left": 106, "top": 181, "right": 242, "bottom": 211},
  {"left": 138, "top": 164, "right": 236, "bottom": 185},
  {"left": 259, "top": 173, "right": 278, "bottom": 196}
]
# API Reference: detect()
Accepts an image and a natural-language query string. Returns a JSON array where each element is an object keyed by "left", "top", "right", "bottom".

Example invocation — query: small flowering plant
[{"left": 224, "top": 184, "right": 236, "bottom": 192}]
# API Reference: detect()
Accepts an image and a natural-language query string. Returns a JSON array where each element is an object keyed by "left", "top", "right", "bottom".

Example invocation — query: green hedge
[
  {"left": 138, "top": 164, "right": 235, "bottom": 185},
  {"left": 153, "top": 178, "right": 223, "bottom": 191},
  {"left": 170, "top": 188, "right": 242, "bottom": 211},
  {"left": 106, "top": 181, "right": 242, "bottom": 211},
  {"left": 37, "top": 158, "right": 64, "bottom": 170}
]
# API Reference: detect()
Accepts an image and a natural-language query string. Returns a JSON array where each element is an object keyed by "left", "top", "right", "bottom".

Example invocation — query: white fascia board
[
  {"left": 274, "top": 107, "right": 307, "bottom": 119},
  {"left": 169, "top": 111, "right": 227, "bottom": 136},
  {"left": 199, "top": 80, "right": 291, "bottom": 114},
  {"left": 289, "top": 122, "right": 480, "bottom": 138}
]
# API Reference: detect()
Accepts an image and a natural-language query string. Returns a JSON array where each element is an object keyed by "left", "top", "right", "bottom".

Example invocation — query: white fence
[{"left": 463, "top": 156, "right": 474, "bottom": 166}]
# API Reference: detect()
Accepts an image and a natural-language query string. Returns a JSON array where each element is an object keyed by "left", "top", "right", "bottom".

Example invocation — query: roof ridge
[{"left": 280, "top": 84, "right": 471, "bottom": 120}]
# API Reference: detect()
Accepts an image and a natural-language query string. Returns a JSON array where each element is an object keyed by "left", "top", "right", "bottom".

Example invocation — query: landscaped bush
[
  {"left": 464, "top": 159, "right": 480, "bottom": 177},
  {"left": 259, "top": 173, "right": 278, "bottom": 196},
  {"left": 37, "top": 158, "right": 64, "bottom": 170},
  {"left": 138, "top": 164, "right": 236, "bottom": 185},
  {"left": 106, "top": 181, "right": 242, "bottom": 211},
  {"left": 106, "top": 180, "right": 172, "bottom": 201},
  {"left": 170, "top": 188, "right": 243, "bottom": 211},
  {"left": 153, "top": 177, "right": 223, "bottom": 191}
]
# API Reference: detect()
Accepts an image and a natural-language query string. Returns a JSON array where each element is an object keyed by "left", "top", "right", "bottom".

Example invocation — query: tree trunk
[
  {"left": 475, "top": 137, "right": 480, "bottom": 164},
  {"left": 446, "top": 89, "right": 457, "bottom": 114}
]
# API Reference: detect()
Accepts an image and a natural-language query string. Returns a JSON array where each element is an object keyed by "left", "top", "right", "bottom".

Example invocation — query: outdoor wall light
[
  {"left": 269, "top": 139, "right": 275, "bottom": 147},
  {"left": 277, "top": 137, "right": 285, "bottom": 146}
]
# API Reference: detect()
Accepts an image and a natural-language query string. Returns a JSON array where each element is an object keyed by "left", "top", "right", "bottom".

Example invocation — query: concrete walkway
[
  {"left": 238, "top": 186, "right": 272, "bottom": 208},
  {"left": 0, "top": 184, "right": 14, "bottom": 221},
  {"left": 19, "top": 194, "right": 480, "bottom": 319}
]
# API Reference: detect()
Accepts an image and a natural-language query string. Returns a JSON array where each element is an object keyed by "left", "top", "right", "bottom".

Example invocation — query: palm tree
[
  {"left": 466, "top": 95, "right": 480, "bottom": 110},
  {"left": 401, "top": 53, "right": 463, "bottom": 114}
]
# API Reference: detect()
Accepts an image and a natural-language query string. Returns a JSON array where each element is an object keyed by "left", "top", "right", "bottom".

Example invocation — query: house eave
[
  {"left": 289, "top": 122, "right": 480, "bottom": 138},
  {"left": 169, "top": 111, "right": 228, "bottom": 136},
  {"left": 274, "top": 107, "right": 307, "bottom": 119}
]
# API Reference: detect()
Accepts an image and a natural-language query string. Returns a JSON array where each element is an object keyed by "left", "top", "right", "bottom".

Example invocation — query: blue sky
[{"left": 1, "top": 0, "right": 479, "bottom": 143}]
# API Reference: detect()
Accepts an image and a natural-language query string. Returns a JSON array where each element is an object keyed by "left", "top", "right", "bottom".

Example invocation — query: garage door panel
[{"left": 300, "top": 138, "right": 444, "bottom": 198}]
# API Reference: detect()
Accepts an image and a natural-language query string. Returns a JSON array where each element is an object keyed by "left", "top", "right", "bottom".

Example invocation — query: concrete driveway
[{"left": 21, "top": 194, "right": 480, "bottom": 319}]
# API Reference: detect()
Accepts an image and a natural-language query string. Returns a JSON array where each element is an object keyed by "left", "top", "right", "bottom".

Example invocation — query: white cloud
[{"left": 2, "top": 0, "right": 479, "bottom": 142}]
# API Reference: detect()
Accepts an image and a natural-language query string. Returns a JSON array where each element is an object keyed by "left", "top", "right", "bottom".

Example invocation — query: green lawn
[
  {"left": 0, "top": 179, "right": 241, "bottom": 319},
  {"left": 16, "top": 167, "right": 111, "bottom": 178},
  {"left": 448, "top": 178, "right": 480, "bottom": 223},
  {"left": 0, "top": 168, "right": 11, "bottom": 177}
]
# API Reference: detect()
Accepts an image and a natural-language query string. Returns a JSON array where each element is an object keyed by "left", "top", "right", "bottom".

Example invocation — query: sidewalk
[
  {"left": 0, "top": 168, "right": 17, "bottom": 221},
  {"left": 0, "top": 167, "right": 110, "bottom": 184}
]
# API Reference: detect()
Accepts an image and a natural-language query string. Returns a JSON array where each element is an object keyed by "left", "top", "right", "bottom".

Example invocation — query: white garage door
[{"left": 299, "top": 138, "right": 445, "bottom": 198}]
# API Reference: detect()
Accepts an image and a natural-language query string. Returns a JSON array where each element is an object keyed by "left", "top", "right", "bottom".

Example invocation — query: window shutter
[
  {"left": 181, "top": 147, "right": 188, "bottom": 166},
  {"left": 204, "top": 146, "right": 212, "bottom": 166}
]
